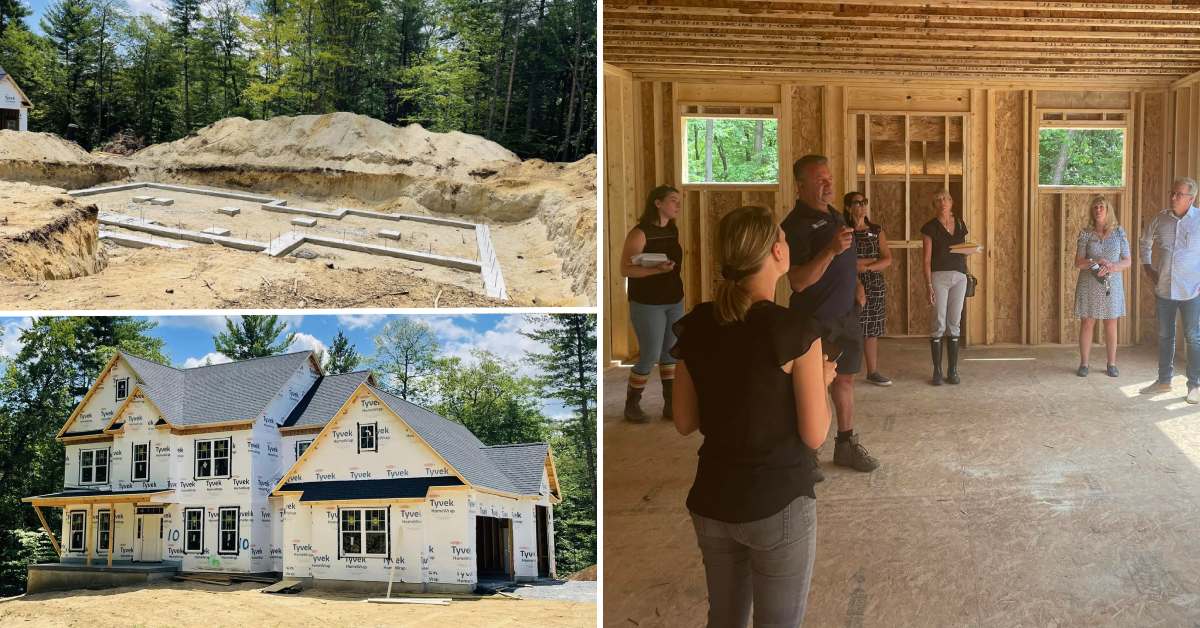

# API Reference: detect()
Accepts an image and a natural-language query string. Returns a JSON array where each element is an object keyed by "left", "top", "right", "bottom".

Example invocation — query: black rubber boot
[
  {"left": 624, "top": 386, "right": 650, "bottom": 423},
  {"left": 661, "top": 380, "right": 674, "bottom": 420},
  {"left": 930, "top": 338, "right": 944, "bottom": 386},
  {"left": 945, "top": 337, "right": 961, "bottom": 385}
]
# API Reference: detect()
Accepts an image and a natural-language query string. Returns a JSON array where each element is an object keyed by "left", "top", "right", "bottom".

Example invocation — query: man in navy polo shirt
[{"left": 782, "top": 154, "right": 879, "bottom": 473}]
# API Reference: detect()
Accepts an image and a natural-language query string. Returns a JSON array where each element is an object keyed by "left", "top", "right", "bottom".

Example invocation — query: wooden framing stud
[{"left": 32, "top": 504, "right": 61, "bottom": 557}]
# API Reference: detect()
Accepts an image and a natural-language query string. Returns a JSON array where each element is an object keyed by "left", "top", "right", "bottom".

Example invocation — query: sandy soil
[
  {"left": 0, "top": 581, "right": 594, "bottom": 628},
  {"left": 0, "top": 181, "right": 103, "bottom": 281},
  {"left": 0, "top": 181, "right": 81, "bottom": 237},
  {"left": 0, "top": 130, "right": 96, "bottom": 164},
  {"left": 0, "top": 245, "right": 502, "bottom": 309}
]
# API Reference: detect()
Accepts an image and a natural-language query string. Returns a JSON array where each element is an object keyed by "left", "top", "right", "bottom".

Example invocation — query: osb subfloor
[{"left": 603, "top": 340, "right": 1200, "bottom": 627}]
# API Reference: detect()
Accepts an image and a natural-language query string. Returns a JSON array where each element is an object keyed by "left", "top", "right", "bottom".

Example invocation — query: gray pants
[
  {"left": 690, "top": 496, "right": 817, "bottom": 628},
  {"left": 629, "top": 299, "right": 684, "bottom": 375},
  {"left": 931, "top": 270, "right": 967, "bottom": 337}
]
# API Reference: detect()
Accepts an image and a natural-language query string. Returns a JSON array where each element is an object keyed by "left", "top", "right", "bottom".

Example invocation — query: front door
[{"left": 135, "top": 507, "right": 164, "bottom": 562}]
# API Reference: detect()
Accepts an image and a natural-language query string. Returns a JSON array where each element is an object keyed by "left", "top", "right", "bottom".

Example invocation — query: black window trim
[
  {"left": 115, "top": 376, "right": 130, "bottom": 401},
  {"left": 69, "top": 510, "right": 86, "bottom": 552},
  {"left": 194, "top": 437, "right": 232, "bottom": 480},
  {"left": 96, "top": 509, "right": 112, "bottom": 553},
  {"left": 131, "top": 441, "right": 150, "bottom": 482},
  {"left": 217, "top": 506, "right": 240, "bottom": 556},
  {"left": 183, "top": 507, "right": 205, "bottom": 554},
  {"left": 295, "top": 439, "right": 313, "bottom": 461},
  {"left": 357, "top": 422, "right": 377, "bottom": 454},
  {"left": 79, "top": 447, "right": 110, "bottom": 486}
]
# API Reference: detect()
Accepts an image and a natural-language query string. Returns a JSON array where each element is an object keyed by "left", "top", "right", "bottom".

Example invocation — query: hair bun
[{"left": 721, "top": 264, "right": 751, "bottom": 281}]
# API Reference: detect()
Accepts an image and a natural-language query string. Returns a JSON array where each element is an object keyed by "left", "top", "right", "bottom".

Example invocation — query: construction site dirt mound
[
  {"left": 567, "top": 565, "right": 597, "bottom": 581},
  {"left": 0, "top": 130, "right": 129, "bottom": 188},
  {"left": 0, "top": 181, "right": 104, "bottom": 281},
  {"left": 133, "top": 112, "right": 521, "bottom": 181}
]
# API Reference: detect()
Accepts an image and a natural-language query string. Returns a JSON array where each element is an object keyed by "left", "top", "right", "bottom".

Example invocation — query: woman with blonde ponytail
[{"left": 671, "top": 205, "right": 833, "bottom": 627}]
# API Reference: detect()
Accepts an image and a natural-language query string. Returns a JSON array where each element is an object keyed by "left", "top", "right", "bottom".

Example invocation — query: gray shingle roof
[
  {"left": 114, "top": 351, "right": 313, "bottom": 427},
  {"left": 281, "top": 371, "right": 373, "bottom": 428},
  {"left": 369, "top": 384, "right": 545, "bottom": 496},
  {"left": 482, "top": 443, "right": 550, "bottom": 495}
]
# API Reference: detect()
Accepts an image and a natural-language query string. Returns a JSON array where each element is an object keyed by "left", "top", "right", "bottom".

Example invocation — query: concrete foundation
[
  {"left": 201, "top": 227, "right": 231, "bottom": 236},
  {"left": 217, "top": 207, "right": 241, "bottom": 216},
  {"left": 291, "top": 217, "right": 317, "bottom": 227},
  {"left": 26, "top": 561, "right": 180, "bottom": 594},
  {"left": 603, "top": 341, "right": 1200, "bottom": 627}
]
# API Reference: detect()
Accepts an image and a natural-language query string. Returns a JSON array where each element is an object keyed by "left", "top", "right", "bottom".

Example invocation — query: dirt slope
[{"left": 0, "top": 181, "right": 103, "bottom": 281}]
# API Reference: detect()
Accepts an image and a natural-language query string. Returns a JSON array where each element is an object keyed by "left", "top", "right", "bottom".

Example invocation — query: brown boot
[
  {"left": 624, "top": 385, "right": 650, "bottom": 423},
  {"left": 661, "top": 380, "right": 674, "bottom": 420}
]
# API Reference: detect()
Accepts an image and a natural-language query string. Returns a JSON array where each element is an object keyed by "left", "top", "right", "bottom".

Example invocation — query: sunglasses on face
[{"left": 849, "top": 198, "right": 869, "bottom": 207}]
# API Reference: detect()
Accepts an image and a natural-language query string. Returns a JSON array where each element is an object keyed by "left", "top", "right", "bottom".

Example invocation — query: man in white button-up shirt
[{"left": 1139, "top": 177, "right": 1200, "bottom": 402}]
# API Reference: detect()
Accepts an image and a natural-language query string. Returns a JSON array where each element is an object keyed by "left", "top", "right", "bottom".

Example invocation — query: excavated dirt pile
[
  {"left": 0, "top": 181, "right": 103, "bottom": 280},
  {"left": 0, "top": 130, "right": 129, "bottom": 188}
]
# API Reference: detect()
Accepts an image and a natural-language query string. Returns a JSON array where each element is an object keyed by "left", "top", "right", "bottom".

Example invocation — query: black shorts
[{"left": 818, "top": 309, "right": 864, "bottom": 375}]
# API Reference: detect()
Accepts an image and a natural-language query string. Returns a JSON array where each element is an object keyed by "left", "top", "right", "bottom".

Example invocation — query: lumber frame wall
[{"left": 604, "top": 67, "right": 1199, "bottom": 361}]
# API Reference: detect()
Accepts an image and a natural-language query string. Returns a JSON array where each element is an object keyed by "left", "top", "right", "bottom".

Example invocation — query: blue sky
[
  {"left": 0, "top": 313, "right": 577, "bottom": 419},
  {"left": 23, "top": 0, "right": 163, "bottom": 34}
]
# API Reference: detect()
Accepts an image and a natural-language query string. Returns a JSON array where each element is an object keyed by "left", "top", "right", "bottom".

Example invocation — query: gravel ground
[{"left": 487, "top": 579, "right": 596, "bottom": 603}]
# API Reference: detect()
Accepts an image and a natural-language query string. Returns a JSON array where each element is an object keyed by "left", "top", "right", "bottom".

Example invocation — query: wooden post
[
  {"left": 107, "top": 502, "right": 115, "bottom": 567},
  {"left": 32, "top": 504, "right": 61, "bottom": 557},
  {"left": 85, "top": 502, "right": 93, "bottom": 566}
]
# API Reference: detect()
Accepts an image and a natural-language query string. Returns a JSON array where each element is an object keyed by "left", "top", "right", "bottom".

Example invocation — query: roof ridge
[
  {"left": 175, "top": 349, "right": 313, "bottom": 371},
  {"left": 119, "top": 351, "right": 182, "bottom": 371},
  {"left": 483, "top": 442, "right": 548, "bottom": 449},
  {"left": 367, "top": 383, "right": 441, "bottom": 415}
]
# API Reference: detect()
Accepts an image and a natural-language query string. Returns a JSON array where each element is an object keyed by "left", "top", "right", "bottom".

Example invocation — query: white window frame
[
  {"left": 184, "top": 507, "right": 204, "bottom": 553},
  {"left": 115, "top": 377, "right": 129, "bottom": 401},
  {"left": 132, "top": 442, "right": 150, "bottom": 481},
  {"left": 194, "top": 438, "right": 231, "bottom": 479},
  {"left": 69, "top": 511, "right": 86, "bottom": 551},
  {"left": 96, "top": 509, "right": 111, "bottom": 552},
  {"left": 295, "top": 440, "right": 312, "bottom": 461},
  {"left": 358, "top": 423, "right": 377, "bottom": 453},
  {"left": 79, "top": 448, "right": 109, "bottom": 485},
  {"left": 339, "top": 507, "right": 388, "bottom": 557},
  {"left": 218, "top": 507, "right": 239, "bottom": 556}
]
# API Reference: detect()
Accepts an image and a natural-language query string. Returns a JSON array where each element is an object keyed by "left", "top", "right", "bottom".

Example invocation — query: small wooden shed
[{"left": 603, "top": 0, "right": 1200, "bottom": 363}]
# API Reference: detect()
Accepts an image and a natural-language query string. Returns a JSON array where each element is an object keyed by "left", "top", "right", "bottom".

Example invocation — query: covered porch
[{"left": 22, "top": 488, "right": 176, "bottom": 593}]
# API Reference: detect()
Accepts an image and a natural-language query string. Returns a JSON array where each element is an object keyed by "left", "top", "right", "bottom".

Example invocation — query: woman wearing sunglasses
[{"left": 844, "top": 192, "right": 893, "bottom": 386}]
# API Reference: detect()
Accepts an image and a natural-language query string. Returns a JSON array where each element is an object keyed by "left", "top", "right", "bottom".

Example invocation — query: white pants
[{"left": 931, "top": 270, "right": 967, "bottom": 337}]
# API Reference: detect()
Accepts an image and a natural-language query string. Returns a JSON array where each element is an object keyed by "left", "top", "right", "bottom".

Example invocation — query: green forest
[
  {"left": 1038, "top": 128, "right": 1125, "bottom": 187},
  {"left": 684, "top": 117, "right": 779, "bottom": 184},
  {"left": 0, "top": 0, "right": 595, "bottom": 160},
  {"left": 0, "top": 315, "right": 596, "bottom": 594}
]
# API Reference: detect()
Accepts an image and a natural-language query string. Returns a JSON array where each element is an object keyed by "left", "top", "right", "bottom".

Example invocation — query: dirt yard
[{"left": 0, "top": 581, "right": 594, "bottom": 627}]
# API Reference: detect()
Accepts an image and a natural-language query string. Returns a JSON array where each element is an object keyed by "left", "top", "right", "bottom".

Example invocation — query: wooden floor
[{"left": 602, "top": 340, "right": 1200, "bottom": 627}]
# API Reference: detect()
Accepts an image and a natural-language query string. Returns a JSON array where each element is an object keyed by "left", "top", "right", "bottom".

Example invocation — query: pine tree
[
  {"left": 323, "top": 330, "right": 361, "bottom": 374},
  {"left": 212, "top": 315, "right": 296, "bottom": 360},
  {"left": 0, "top": 0, "right": 31, "bottom": 35}
]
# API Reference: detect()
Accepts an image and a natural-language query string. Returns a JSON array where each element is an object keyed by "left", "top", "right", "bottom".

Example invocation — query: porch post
[
  {"left": 85, "top": 502, "right": 93, "bottom": 566},
  {"left": 31, "top": 504, "right": 61, "bottom": 557},
  {"left": 107, "top": 502, "right": 115, "bottom": 567}
]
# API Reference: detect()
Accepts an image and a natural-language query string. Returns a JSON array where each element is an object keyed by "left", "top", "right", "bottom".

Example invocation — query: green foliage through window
[
  {"left": 684, "top": 117, "right": 778, "bottom": 184},
  {"left": 1038, "top": 128, "right": 1125, "bottom": 187}
]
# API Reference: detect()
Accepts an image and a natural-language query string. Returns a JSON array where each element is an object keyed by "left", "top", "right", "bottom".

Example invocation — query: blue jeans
[
  {"left": 1155, "top": 295, "right": 1200, "bottom": 388},
  {"left": 691, "top": 496, "right": 817, "bottom": 628},
  {"left": 629, "top": 299, "right": 684, "bottom": 376}
]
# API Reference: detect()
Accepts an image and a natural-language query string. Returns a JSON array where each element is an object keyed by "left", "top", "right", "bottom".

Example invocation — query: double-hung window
[
  {"left": 218, "top": 507, "right": 239, "bottom": 555},
  {"left": 80, "top": 448, "right": 109, "bottom": 485},
  {"left": 184, "top": 508, "right": 204, "bottom": 553},
  {"left": 115, "top": 377, "right": 129, "bottom": 401},
  {"left": 132, "top": 442, "right": 149, "bottom": 481},
  {"left": 195, "top": 438, "right": 231, "bottom": 479},
  {"left": 69, "top": 511, "right": 86, "bottom": 551},
  {"left": 358, "top": 423, "right": 377, "bottom": 453},
  {"left": 340, "top": 508, "right": 388, "bottom": 556},
  {"left": 97, "top": 510, "right": 111, "bottom": 552}
]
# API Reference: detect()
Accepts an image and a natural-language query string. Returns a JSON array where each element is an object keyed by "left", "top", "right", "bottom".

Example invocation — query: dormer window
[
  {"left": 115, "top": 377, "right": 129, "bottom": 401},
  {"left": 358, "top": 423, "right": 377, "bottom": 453}
]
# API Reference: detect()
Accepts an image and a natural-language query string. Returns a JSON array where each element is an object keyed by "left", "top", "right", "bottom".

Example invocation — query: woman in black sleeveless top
[
  {"left": 672, "top": 205, "right": 832, "bottom": 627},
  {"left": 619, "top": 185, "right": 685, "bottom": 423}
]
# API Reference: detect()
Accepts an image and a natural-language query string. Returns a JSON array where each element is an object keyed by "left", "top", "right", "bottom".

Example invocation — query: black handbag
[{"left": 965, "top": 273, "right": 978, "bottom": 298}]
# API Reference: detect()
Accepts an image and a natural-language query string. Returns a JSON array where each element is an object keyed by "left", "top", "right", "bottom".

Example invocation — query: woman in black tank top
[{"left": 620, "top": 185, "right": 685, "bottom": 423}]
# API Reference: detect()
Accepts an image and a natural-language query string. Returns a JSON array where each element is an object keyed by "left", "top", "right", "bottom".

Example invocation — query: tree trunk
[
  {"left": 1050, "top": 129, "right": 1077, "bottom": 185},
  {"left": 501, "top": 20, "right": 521, "bottom": 137},
  {"left": 704, "top": 119, "right": 714, "bottom": 182},
  {"left": 754, "top": 120, "right": 764, "bottom": 159},
  {"left": 717, "top": 140, "right": 728, "bottom": 178}
]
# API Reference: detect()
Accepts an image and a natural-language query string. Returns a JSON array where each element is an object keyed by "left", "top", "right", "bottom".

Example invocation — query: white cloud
[
  {"left": 0, "top": 317, "right": 33, "bottom": 359},
  {"left": 182, "top": 352, "right": 231, "bottom": 369},
  {"left": 336, "top": 314, "right": 388, "bottom": 331},
  {"left": 423, "top": 316, "right": 476, "bottom": 342},
  {"left": 289, "top": 332, "right": 328, "bottom": 357},
  {"left": 438, "top": 315, "right": 548, "bottom": 376},
  {"left": 125, "top": 0, "right": 167, "bottom": 20}
]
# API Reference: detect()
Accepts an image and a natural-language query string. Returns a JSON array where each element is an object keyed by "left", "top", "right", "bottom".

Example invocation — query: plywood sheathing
[
  {"left": 602, "top": 341, "right": 1200, "bottom": 626},
  {"left": 1139, "top": 92, "right": 1168, "bottom": 345},
  {"left": 992, "top": 91, "right": 1026, "bottom": 345}
]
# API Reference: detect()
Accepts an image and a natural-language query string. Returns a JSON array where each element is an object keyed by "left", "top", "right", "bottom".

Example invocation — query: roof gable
[
  {"left": 58, "top": 353, "right": 150, "bottom": 438},
  {"left": 482, "top": 443, "right": 555, "bottom": 497},
  {"left": 281, "top": 370, "right": 374, "bottom": 429}
]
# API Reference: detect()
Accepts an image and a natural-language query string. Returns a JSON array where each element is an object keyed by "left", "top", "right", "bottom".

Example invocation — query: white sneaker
[{"left": 1187, "top": 388, "right": 1200, "bottom": 404}]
